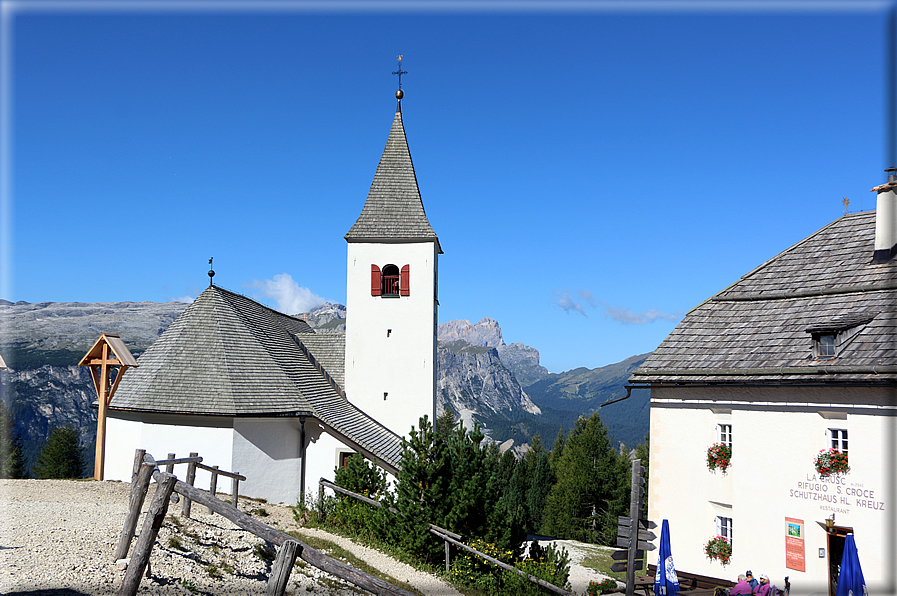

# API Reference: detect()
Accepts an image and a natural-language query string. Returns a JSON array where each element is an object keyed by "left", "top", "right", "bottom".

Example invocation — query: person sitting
[
  {"left": 746, "top": 571, "right": 760, "bottom": 591},
  {"left": 730, "top": 574, "right": 755, "bottom": 595},
  {"left": 755, "top": 574, "right": 772, "bottom": 596}
]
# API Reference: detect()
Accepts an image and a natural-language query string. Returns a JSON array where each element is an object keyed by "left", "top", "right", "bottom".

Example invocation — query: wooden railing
[
  {"left": 115, "top": 449, "right": 412, "bottom": 596},
  {"left": 318, "top": 478, "right": 575, "bottom": 596}
]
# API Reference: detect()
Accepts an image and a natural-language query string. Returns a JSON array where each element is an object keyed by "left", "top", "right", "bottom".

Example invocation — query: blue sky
[{"left": 2, "top": 1, "right": 894, "bottom": 373}]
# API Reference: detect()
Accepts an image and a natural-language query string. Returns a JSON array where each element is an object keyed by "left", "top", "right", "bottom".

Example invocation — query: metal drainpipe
[{"left": 299, "top": 416, "right": 307, "bottom": 505}]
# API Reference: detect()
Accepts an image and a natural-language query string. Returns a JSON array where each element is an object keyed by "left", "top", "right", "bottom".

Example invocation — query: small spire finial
[
  {"left": 392, "top": 55, "right": 407, "bottom": 100},
  {"left": 842, "top": 196, "right": 850, "bottom": 215},
  {"left": 208, "top": 257, "right": 215, "bottom": 286}
]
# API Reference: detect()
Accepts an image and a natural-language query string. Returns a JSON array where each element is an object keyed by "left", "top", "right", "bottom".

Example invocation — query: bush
[
  {"left": 32, "top": 426, "right": 84, "bottom": 479},
  {"left": 587, "top": 578, "right": 620, "bottom": 595}
]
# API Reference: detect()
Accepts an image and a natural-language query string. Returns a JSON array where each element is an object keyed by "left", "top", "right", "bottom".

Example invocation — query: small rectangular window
[
  {"left": 716, "top": 516, "right": 733, "bottom": 546},
  {"left": 828, "top": 429, "right": 848, "bottom": 456},
  {"left": 819, "top": 334, "right": 836, "bottom": 357},
  {"left": 718, "top": 424, "right": 732, "bottom": 448}
]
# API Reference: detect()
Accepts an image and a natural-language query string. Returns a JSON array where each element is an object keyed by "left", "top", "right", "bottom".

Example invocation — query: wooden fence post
[
  {"left": 130, "top": 449, "right": 146, "bottom": 486},
  {"left": 182, "top": 452, "right": 198, "bottom": 518},
  {"left": 232, "top": 477, "right": 240, "bottom": 509},
  {"left": 445, "top": 541, "right": 450, "bottom": 573},
  {"left": 118, "top": 473, "right": 177, "bottom": 596},
  {"left": 266, "top": 540, "right": 300, "bottom": 596},
  {"left": 165, "top": 453, "right": 175, "bottom": 475},
  {"left": 208, "top": 465, "right": 219, "bottom": 515},
  {"left": 114, "top": 462, "right": 154, "bottom": 561}
]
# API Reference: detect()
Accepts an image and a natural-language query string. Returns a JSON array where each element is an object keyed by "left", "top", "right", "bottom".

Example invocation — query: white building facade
[{"left": 632, "top": 178, "right": 897, "bottom": 596}]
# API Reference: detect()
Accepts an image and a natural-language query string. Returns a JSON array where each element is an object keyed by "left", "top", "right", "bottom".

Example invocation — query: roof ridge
[{"left": 687, "top": 214, "right": 875, "bottom": 314}]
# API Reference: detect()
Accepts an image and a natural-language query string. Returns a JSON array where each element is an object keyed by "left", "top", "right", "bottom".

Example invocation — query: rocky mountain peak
[{"left": 437, "top": 317, "right": 504, "bottom": 348}]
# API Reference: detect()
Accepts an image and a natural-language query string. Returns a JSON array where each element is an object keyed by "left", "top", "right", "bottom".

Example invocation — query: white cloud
[
  {"left": 552, "top": 288, "right": 681, "bottom": 324},
  {"left": 248, "top": 273, "right": 326, "bottom": 315},
  {"left": 172, "top": 296, "right": 195, "bottom": 304}
]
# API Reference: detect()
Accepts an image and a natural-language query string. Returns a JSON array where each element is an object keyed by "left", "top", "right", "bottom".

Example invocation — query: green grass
[
  {"left": 287, "top": 531, "right": 425, "bottom": 596},
  {"left": 579, "top": 546, "right": 640, "bottom": 582}
]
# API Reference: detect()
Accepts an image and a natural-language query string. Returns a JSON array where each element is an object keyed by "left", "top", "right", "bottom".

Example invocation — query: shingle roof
[
  {"left": 631, "top": 212, "right": 897, "bottom": 384},
  {"left": 110, "top": 286, "right": 403, "bottom": 468},
  {"left": 294, "top": 333, "right": 345, "bottom": 392},
  {"left": 345, "top": 101, "right": 442, "bottom": 253}
]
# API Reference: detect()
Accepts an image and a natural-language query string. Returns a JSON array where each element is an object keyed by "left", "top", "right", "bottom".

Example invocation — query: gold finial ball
[{"left": 396, "top": 89, "right": 404, "bottom": 100}]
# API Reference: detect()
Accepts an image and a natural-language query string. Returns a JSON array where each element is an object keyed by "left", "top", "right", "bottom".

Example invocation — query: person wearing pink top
[
  {"left": 754, "top": 574, "right": 772, "bottom": 596},
  {"left": 730, "top": 575, "right": 755, "bottom": 595}
]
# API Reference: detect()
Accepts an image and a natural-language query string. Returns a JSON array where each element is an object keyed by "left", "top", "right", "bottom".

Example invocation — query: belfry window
[
  {"left": 371, "top": 264, "right": 410, "bottom": 297},
  {"left": 382, "top": 265, "right": 400, "bottom": 296}
]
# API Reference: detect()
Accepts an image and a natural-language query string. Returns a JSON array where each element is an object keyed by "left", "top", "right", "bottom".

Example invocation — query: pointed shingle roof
[
  {"left": 110, "top": 286, "right": 403, "bottom": 468},
  {"left": 345, "top": 101, "right": 442, "bottom": 253},
  {"left": 631, "top": 212, "right": 897, "bottom": 385}
]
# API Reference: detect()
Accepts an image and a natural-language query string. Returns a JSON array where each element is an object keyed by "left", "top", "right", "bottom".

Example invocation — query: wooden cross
[{"left": 79, "top": 334, "right": 137, "bottom": 480}]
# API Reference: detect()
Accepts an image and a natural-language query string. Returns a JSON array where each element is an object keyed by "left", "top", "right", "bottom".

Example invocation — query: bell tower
[{"left": 344, "top": 78, "right": 441, "bottom": 438}]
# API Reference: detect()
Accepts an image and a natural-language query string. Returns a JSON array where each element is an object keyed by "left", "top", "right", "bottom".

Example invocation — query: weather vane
[
  {"left": 842, "top": 196, "right": 850, "bottom": 215},
  {"left": 392, "top": 55, "right": 407, "bottom": 97},
  {"left": 208, "top": 257, "right": 215, "bottom": 287}
]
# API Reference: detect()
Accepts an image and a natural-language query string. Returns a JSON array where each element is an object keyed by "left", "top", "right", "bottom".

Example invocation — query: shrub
[{"left": 587, "top": 578, "right": 620, "bottom": 595}]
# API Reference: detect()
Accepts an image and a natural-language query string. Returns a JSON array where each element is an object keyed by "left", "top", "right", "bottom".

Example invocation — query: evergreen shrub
[{"left": 32, "top": 426, "right": 84, "bottom": 479}]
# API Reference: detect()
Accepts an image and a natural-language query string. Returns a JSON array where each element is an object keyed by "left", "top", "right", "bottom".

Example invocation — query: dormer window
[
  {"left": 371, "top": 264, "right": 411, "bottom": 297},
  {"left": 805, "top": 311, "right": 876, "bottom": 360},
  {"left": 817, "top": 334, "right": 836, "bottom": 357}
]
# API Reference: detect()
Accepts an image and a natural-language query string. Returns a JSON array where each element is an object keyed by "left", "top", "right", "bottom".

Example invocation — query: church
[{"left": 102, "top": 86, "right": 441, "bottom": 505}]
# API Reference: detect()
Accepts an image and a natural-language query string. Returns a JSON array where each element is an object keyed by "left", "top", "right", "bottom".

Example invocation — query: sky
[{"left": 2, "top": 0, "right": 895, "bottom": 373}]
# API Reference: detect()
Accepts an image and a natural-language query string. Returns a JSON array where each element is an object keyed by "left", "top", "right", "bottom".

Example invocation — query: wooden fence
[
  {"left": 115, "top": 449, "right": 413, "bottom": 596},
  {"left": 318, "top": 478, "right": 575, "bottom": 596}
]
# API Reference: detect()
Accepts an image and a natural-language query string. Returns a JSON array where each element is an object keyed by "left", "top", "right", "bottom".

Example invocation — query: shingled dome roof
[
  {"left": 345, "top": 102, "right": 442, "bottom": 253},
  {"left": 631, "top": 212, "right": 897, "bottom": 385},
  {"left": 110, "top": 286, "right": 403, "bottom": 468}
]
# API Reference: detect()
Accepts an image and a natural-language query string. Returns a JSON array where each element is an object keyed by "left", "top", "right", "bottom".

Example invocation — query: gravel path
[
  {"left": 0, "top": 479, "right": 618, "bottom": 595},
  {"left": 0, "top": 479, "right": 459, "bottom": 595}
]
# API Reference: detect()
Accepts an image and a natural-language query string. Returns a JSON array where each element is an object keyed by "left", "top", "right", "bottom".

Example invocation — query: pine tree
[
  {"left": 527, "top": 450, "right": 554, "bottom": 532},
  {"left": 541, "top": 413, "right": 628, "bottom": 544},
  {"left": 392, "top": 416, "right": 451, "bottom": 561},
  {"left": 32, "top": 426, "right": 84, "bottom": 479},
  {"left": 0, "top": 402, "right": 27, "bottom": 479}
]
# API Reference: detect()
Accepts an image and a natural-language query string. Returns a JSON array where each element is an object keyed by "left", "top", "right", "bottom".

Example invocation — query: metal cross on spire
[
  {"left": 392, "top": 55, "right": 407, "bottom": 91},
  {"left": 842, "top": 196, "right": 850, "bottom": 214}
]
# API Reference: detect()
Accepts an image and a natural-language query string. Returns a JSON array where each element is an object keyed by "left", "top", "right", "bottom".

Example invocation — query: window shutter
[
  {"left": 371, "top": 265, "right": 381, "bottom": 296},
  {"left": 400, "top": 265, "right": 410, "bottom": 296}
]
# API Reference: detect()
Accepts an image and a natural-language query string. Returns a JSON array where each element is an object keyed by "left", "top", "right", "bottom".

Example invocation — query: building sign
[
  {"left": 789, "top": 473, "right": 885, "bottom": 515},
  {"left": 785, "top": 517, "right": 805, "bottom": 572}
]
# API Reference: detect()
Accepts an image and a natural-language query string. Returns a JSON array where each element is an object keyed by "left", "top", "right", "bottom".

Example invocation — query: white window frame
[
  {"left": 827, "top": 428, "right": 848, "bottom": 456},
  {"left": 716, "top": 516, "right": 733, "bottom": 546},
  {"left": 717, "top": 424, "right": 732, "bottom": 448}
]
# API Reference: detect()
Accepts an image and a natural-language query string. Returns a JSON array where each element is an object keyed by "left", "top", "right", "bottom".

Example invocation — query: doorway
[{"left": 826, "top": 526, "right": 851, "bottom": 596}]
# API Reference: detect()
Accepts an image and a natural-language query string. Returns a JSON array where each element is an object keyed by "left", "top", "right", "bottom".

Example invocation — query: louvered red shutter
[
  {"left": 400, "top": 265, "right": 410, "bottom": 296},
  {"left": 371, "top": 265, "right": 381, "bottom": 296}
]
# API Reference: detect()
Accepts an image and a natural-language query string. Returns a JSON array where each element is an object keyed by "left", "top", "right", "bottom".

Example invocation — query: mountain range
[{"left": 0, "top": 297, "right": 650, "bottom": 473}]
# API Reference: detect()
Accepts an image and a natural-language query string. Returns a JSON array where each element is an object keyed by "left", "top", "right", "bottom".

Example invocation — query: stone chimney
[{"left": 872, "top": 167, "right": 897, "bottom": 263}]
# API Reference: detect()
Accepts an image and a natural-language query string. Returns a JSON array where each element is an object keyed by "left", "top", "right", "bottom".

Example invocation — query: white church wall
[
  {"left": 105, "top": 412, "right": 234, "bottom": 490},
  {"left": 345, "top": 241, "right": 438, "bottom": 438},
  {"left": 232, "top": 418, "right": 303, "bottom": 505},
  {"left": 649, "top": 401, "right": 892, "bottom": 594}
]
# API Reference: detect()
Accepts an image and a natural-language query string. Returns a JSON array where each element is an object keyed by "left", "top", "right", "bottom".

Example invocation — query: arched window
[
  {"left": 371, "top": 263, "right": 410, "bottom": 296},
  {"left": 382, "top": 264, "right": 400, "bottom": 296}
]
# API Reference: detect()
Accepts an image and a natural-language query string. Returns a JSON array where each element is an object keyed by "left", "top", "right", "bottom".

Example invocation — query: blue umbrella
[
  {"left": 654, "top": 519, "right": 681, "bottom": 596},
  {"left": 835, "top": 534, "right": 866, "bottom": 596}
]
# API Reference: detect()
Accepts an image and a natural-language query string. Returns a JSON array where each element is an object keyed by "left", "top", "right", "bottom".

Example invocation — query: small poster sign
[{"left": 785, "top": 517, "right": 805, "bottom": 572}]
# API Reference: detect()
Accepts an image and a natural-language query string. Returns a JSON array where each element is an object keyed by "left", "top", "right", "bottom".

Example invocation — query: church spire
[{"left": 345, "top": 67, "right": 441, "bottom": 253}]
